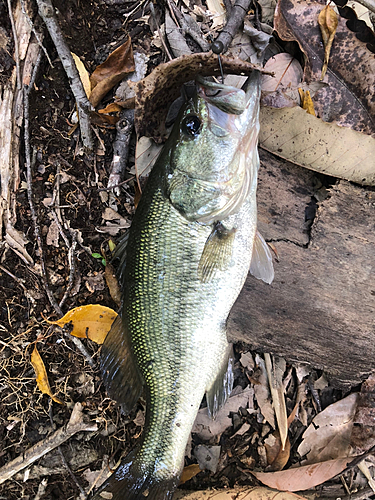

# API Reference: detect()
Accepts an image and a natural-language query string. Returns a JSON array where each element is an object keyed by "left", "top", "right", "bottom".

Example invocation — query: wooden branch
[
  {"left": 214, "top": 0, "right": 252, "bottom": 53},
  {"left": 36, "top": 0, "right": 93, "bottom": 151},
  {"left": 227, "top": 149, "right": 375, "bottom": 388},
  {"left": 0, "top": 403, "right": 97, "bottom": 485}
]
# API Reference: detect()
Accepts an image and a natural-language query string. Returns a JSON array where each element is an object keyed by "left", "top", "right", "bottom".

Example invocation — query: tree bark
[{"left": 228, "top": 150, "right": 375, "bottom": 388}]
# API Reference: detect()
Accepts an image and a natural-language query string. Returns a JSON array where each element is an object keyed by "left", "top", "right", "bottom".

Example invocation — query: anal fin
[
  {"left": 101, "top": 315, "right": 143, "bottom": 414},
  {"left": 198, "top": 222, "right": 236, "bottom": 283},
  {"left": 205, "top": 344, "right": 234, "bottom": 419},
  {"left": 250, "top": 231, "right": 274, "bottom": 284}
]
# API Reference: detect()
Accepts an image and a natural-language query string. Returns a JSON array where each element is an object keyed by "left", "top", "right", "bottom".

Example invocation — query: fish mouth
[{"left": 196, "top": 77, "right": 247, "bottom": 115}]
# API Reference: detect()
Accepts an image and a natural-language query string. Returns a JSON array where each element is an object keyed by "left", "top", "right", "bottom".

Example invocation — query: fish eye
[{"left": 181, "top": 115, "right": 202, "bottom": 137}]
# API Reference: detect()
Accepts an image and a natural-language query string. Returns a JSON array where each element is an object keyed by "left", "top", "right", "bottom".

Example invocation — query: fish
[{"left": 92, "top": 70, "right": 274, "bottom": 500}]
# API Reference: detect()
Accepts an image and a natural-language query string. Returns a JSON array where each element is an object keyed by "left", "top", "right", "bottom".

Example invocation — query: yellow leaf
[
  {"left": 72, "top": 52, "right": 91, "bottom": 98},
  {"left": 48, "top": 305, "right": 117, "bottom": 344},
  {"left": 98, "top": 102, "right": 123, "bottom": 114},
  {"left": 31, "top": 345, "right": 64, "bottom": 404},
  {"left": 298, "top": 88, "right": 315, "bottom": 116},
  {"left": 318, "top": 5, "right": 338, "bottom": 80},
  {"left": 179, "top": 464, "right": 201, "bottom": 485}
]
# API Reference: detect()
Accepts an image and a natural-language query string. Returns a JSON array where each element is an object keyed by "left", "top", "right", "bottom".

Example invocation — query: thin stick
[
  {"left": 24, "top": 51, "right": 63, "bottom": 316},
  {"left": 167, "top": 0, "right": 210, "bottom": 52},
  {"left": 108, "top": 109, "right": 135, "bottom": 195},
  {"left": 150, "top": 2, "right": 173, "bottom": 61},
  {"left": 0, "top": 403, "right": 97, "bottom": 485},
  {"left": 7, "top": 0, "right": 21, "bottom": 90},
  {"left": 59, "top": 233, "right": 77, "bottom": 309},
  {"left": 20, "top": 0, "right": 54, "bottom": 67},
  {"left": 49, "top": 406, "right": 87, "bottom": 498},
  {"left": 61, "top": 325, "right": 96, "bottom": 368},
  {"left": 36, "top": 0, "right": 93, "bottom": 151}
]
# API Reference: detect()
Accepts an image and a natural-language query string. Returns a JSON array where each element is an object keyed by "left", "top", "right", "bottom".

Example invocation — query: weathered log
[{"left": 228, "top": 150, "right": 375, "bottom": 388}]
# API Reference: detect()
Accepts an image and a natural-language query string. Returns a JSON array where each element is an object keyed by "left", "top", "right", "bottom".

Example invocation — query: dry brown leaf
[
  {"left": 265, "top": 431, "right": 291, "bottom": 471},
  {"left": 31, "top": 345, "right": 64, "bottom": 404},
  {"left": 133, "top": 52, "right": 266, "bottom": 142},
  {"left": 72, "top": 52, "right": 91, "bottom": 98},
  {"left": 105, "top": 262, "right": 121, "bottom": 307},
  {"left": 253, "top": 456, "right": 354, "bottom": 491},
  {"left": 134, "top": 136, "right": 163, "bottom": 179},
  {"left": 318, "top": 4, "right": 338, "bottom": 80},
  {"left": 90, "top": 37, "right": 135, "bottom": 108},
  {"left": 90, "top": 110, "right": 119, "bottom": 126},
  {"left": 174, "top": 486, "right": 309, "bottom": 499},
  {"left": 259, "top": 106, "right": 375, "bottom": 185},
  {"left": 179, "top": 464, "right": 202, "bottom": 485},
  {"left": 297, "top": 393, "right": 358, "bottom": 465},
  {"left": 265, "top": 354, "right": 288, "bottom": 450},
  {"left": 274, "top": 0, "right": 375, "bottom": 134},
  {"left": 47, "top": 305, "right": 117, "bottom": 344},
  {"left": 254, "top": 354, "right": 275, "bottom": 429}
]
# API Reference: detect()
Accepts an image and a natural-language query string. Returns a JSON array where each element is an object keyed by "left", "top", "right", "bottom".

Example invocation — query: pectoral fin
[
  {"left": 198, "top": 222, "right": 236, "bottom": 283},
  {"left": 205, "top": 344, "right": 234, "bottom": 419},
  {"left": 250, "top": 231, "right": 274, "bottom": 284},
  {"left": 101, "top": 315, "right": 143, "bottom": 414}
]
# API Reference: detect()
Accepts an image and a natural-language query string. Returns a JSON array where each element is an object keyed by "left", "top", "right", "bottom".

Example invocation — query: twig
[
  {"left": 59, "top": 233, "right": 77, "bottom": 309},
  {"left": 7, "top": 0, "right": 21, "bottom": 90},
  {"left": 150, "top": 2, "right": 174, "bottom": 61},
  {"left": 107, "top": 109, "right": 135, "bottom": 196},
  {"left": 0, "top": 403, "right": 97, "bottom": 485},
  {"left": 214, "top": 0, "right": 252, "bottom": 53},
  {"left": 61, "top": 326, "right": 96, "bottom": 368},
  {"left": 24, "top": 50, "right": 63, "bottom": 316},
  {"left": 36, "top": 0, "right": 93, "bottom": 151},
  {"left": 33, "top": 478, "right": 48, "bottom": 500},
  {"left": 20, "top": 0, "right": 54, "bottom": 67},
  {"left": 166, "top": 0, "right": 210, "bottom": 51},
  {"left": 49, "top": 406, "right": 87, "bottom": 498}
]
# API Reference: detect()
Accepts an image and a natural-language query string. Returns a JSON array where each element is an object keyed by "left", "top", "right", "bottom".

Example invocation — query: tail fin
[{"left": 91, "top": 452, "right": 180, "bottom": 500}]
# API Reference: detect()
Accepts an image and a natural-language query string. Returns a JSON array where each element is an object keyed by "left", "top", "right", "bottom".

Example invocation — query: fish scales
[{"left": 93, "top": 71, "right": 273, "bottom": 500}]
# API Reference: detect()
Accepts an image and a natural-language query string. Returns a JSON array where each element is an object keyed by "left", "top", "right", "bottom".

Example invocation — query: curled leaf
[
  {"left": 31, "top": 345, "right": 64, "bottom": 404},
  {"left": 47, "top": 304, "right": 117, "bottom": 344},
  {"left": 72, "top": 52, "right": 91, "bottom": 98},
  {"left": 298, "top": 88, "right": 315, "bottom": 116},
  {"left": 318, "top": 4, "right": 338, "bottom": 80},
  {"left": 90, "top": 37, "right": 135, "bottom": 108}
]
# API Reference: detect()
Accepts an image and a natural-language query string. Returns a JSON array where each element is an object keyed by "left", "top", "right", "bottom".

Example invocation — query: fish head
[{"left": 165, "top": 77, "right": 260, "bottom": 223}]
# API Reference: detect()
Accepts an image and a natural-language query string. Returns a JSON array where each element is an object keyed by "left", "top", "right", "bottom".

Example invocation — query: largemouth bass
[{"left": 93, "top": 70, "right": 274, "bottom": 500}]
